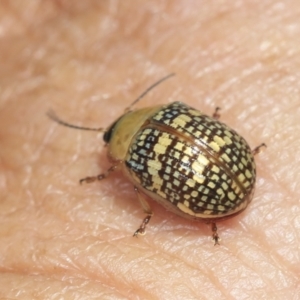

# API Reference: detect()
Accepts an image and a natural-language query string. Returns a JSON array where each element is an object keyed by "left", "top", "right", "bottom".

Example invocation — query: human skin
[{"left": 0, "top": 1, "right": 299, "bottom": 299}]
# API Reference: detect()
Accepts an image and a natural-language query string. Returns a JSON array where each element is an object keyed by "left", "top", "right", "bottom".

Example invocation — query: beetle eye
[
  {"left": 103, "top": 115, "right": 124, "bottom": 143},
  {"left": 103, "top": 124, "right": 114, "bottom": 143}
]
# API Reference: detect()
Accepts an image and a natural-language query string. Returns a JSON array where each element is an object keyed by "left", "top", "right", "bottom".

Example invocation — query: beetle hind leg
[
  {"left": 252, "top": 143, "right": 267, "bottom": 156},
  {"left": 79, "top": 165, "right": 117, "bottom": 184},
  {"left": 133, "top": 186, "right": 153, "bottom": 236},
  {"left": 211, "top": 223, "right": 220, "bottom": 245}
]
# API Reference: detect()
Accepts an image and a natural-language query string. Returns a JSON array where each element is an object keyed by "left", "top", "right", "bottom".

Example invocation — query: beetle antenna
[
  {"left": 47, "top": 73, "right": 175, "bottom": 131},
  {"left": 125, "top": 73, "right": 175, "bottom": 112},
  {"left": 47, "top": 109, "right": 106, "bottom": 132}
]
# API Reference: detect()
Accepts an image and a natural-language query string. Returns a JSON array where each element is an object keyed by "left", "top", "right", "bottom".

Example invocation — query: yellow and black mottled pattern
[{"left": 125, "top": 102, "right": 256, "bottom": 217}]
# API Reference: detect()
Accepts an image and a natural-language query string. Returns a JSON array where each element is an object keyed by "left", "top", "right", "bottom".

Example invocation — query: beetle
[{"left": 47, "top": 74, "right": 265, "bottom": 244}]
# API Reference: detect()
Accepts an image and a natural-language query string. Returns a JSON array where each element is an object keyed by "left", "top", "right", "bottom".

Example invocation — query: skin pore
[{"left": 0, "top": 1, "right": 299, "bottom": 299}]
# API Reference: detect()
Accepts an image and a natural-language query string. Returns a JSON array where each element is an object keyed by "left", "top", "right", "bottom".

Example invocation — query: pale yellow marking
[
  {"left": 192, "top": 161, "right": 205, "bottom": 174},
  {"left": 234, "top": 185, "right": 241, "bottom": 194},
  {"left": 173, "top": 171, "right": 180, "bottom": 179},
  {"left": 167, "top": 158, "right": 173, "bottom": 165},
  {"left": 204, "top": 188, "right": 210, "bottom": 195},
  {"left": 224, "top": 136, "right": 232, "bottom": 145},
  {"left": 174, "top": 179, "right": 180, "bottom": 187},
  {"left": 217, "top": 205, "right": 225, "bottom": 211},
  {"left": 217, "top": 188, "right": 225, "bottom": 198},
  {"left": 207, "top": 204, "right": 214, "bottom": 210},
  {"left": 175, "top": 142, "right": 184, "bottom": 151},
  {"left": 212, "top": 174, "right": 219, "bottom": 181},
  {"left": 208, "top": 181, "right": 216, "bottom": 189},
  {"left": 132, "top": 153, "right": 139, "bottom": 160},
  {"left": 177, "top": 203, "right": 214, "bottom": 217},
  {"left": 209, "top": 141, "right": 220, "bottom": 152},
  {"left": 226, "top": 148, "right": 231, "bottom": 154},
  {"left": 231, "top": 181, "right": 238, "bottom": 190},
  {"left": 214, "top": 136, "right": 225, "bottom": 147},
  {"left": 221, "top": 182, "right": 228, "bottom": 190},
  {"left": 182, "top": 155, "right": 190, "bottom": 164},
  {"left": 241, "top": 157, "right": 247, "bottom": 166},
  {"left": 166, "top": 166, "right": 171, "bottom": 174},
  {"left": 191, "top": 191, "right": 198, "bottom": 198},
  {"left": 147, "top": 160, "right": 162, "bottom": 176},
  {"left": 152, "top": 176, "right": 163, "bottom": 186},
  {"left": 163, "top": 174, "right": 170, "bottom": 181},
  {"left": 154, "top": 143, "right": 167, "bottom": 154},
  {"left": 186, "top": 178, "right": 195, "bottom": 188},
  {"left": 232, "top": 165, "right": 238, "bottom": 172},
  {"left": 194, "top": 131, "right": 201, "bottom": 138},
  {"left": 184, "top": 200, "right": 190, "bottom": 207},
  {"left": 238, "top": 163, "right": 244, "bottom": 170},
  {"left": 221, "top": 153, "right": 230, "bottom": 162},
  {"left": 193, "top": 174, "right": 205, "bottom": 184},
  {"left": 172, "top": 115, "right": 190, "bottom": 128},
  {"left": 224, "top": 130, "right": 233, "bottom": 138},
  {"left": 245, "top": 169, "right": 252, "bottom": 178},
  {"left": 197, "top": 154, "right": 209, "bottom": 166},
  {"left": 228, "top": 191, "right": 236, "bottom": 201},
  {"left": 201, "top": 196, "right": 208, "bottom": 202},
  {"left": 159, "top": 135, "right": 172, "bottom": 147},
  {"left": 188, "top": 109, "right": 202, "bottom": 117},
  {"left": 154, "top": 111, "right": 164, "bottom": 120},
  {"left": 139, "top": 134, "right": 146, "bottom": 140},
  {"left": 212, "top": 165, "right": 220, "bottom": 174},
  {"left": 238, "top": 174, "right": 246, "bottom": 182},
  {"left": 243, "top": 181, "right": 250, "bottom": 188},
  {"left": 184, "top": 194, "right": 191, "bottom": 200},
  {"left": 184, "top": 146, "right": 193, "bottom": 156},
  {"left": 181, "top": 114, "right": 192, "bottom": 122},
  {"left": 174, "top": 152, "right": 180, "bottom": 160},
  {"left": 197, "top": 125, "right": 204, "bottom": 131},
  {"left": 167, "top": 182, "right": 172, "bottom": 189}
]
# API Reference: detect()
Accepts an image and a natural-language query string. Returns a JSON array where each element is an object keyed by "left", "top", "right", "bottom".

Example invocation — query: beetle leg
[
  {"left": 79, "top": 165, "right": 117, "bottom": 184},
  {"left": 211, "top": 223, "right": 220, "bottom": 245},
  {"left": 133, "top": 186, "right": 153, "bottom": 236},
  {"left": 212, "top": 107, "right": 221, "bottom": 119},
  {"left": 252, "top": 143, "right": 267, "bottom": 156}
]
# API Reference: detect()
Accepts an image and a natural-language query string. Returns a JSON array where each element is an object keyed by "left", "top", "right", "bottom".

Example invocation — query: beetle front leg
[
  {"left": 133, "top": 186, "right": 153, "bottom": 236},
  {"left": 79, "top": 165, "right": 117, "bottom": 184}
]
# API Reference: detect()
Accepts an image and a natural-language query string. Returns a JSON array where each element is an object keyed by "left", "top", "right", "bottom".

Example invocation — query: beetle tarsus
[
  {"left": 213, "top": 107, "right": 221, "bottom": 119},
  {"left": 133, "top": 215, "right": 152, "bottom": 237},
  {"left": 80, "top": 176, "right": 97, "bottom": 184},
  {"left": 79, "top": 165, "right": 117, "bottom": 184},
  {"left": 252, "top": 143, "right": 267, "bottom": 156},
  {"left": 211, "top": 223, "right": 220, "bottom": 245}
]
